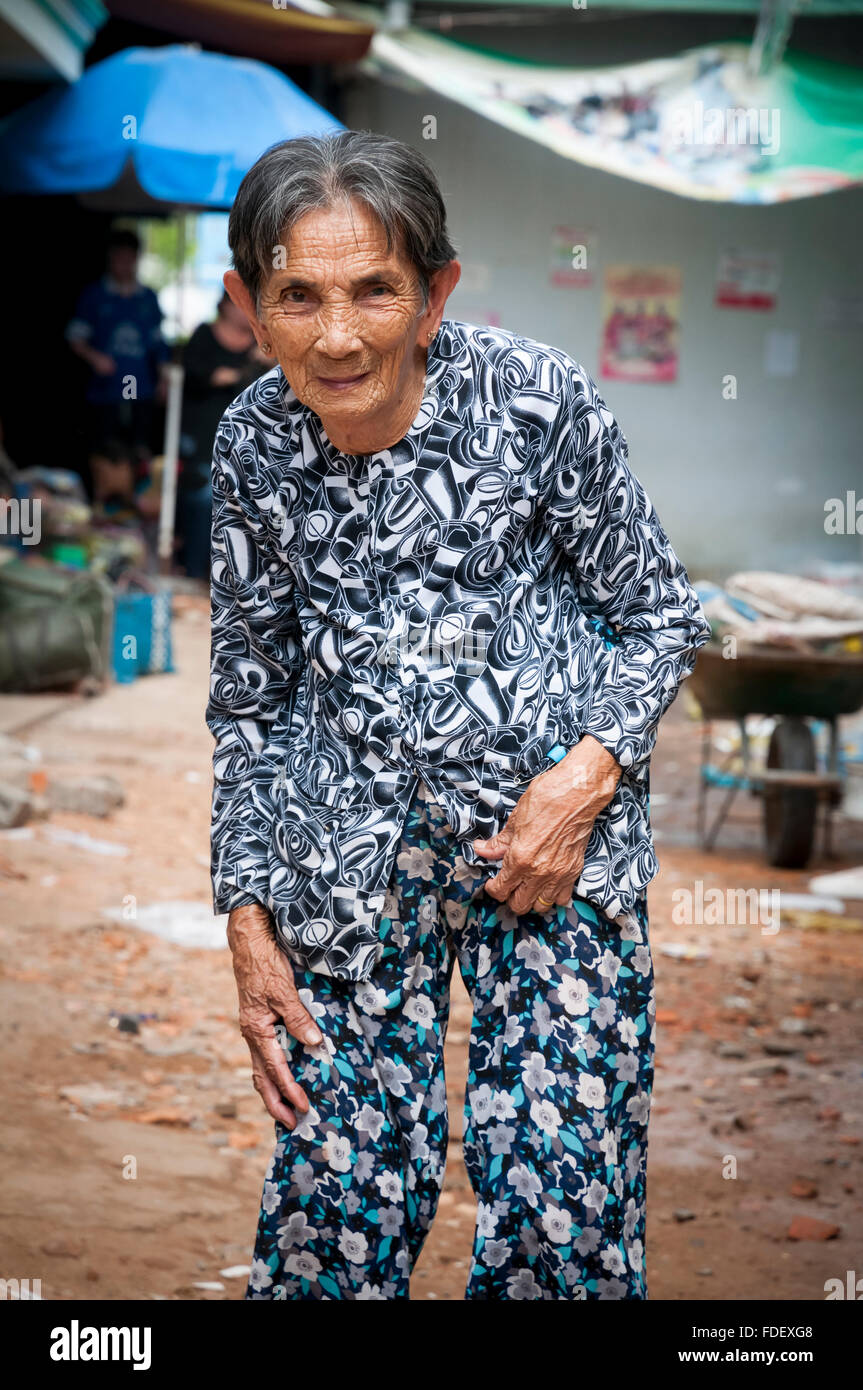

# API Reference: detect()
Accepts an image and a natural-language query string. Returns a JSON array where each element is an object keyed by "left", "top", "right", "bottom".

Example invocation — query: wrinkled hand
[
  {"left": 473, "top": 735, "right": 622, "bottom": 915},
  {"left": 227, "top": 902, "right": 323, "bottom": 1128}
]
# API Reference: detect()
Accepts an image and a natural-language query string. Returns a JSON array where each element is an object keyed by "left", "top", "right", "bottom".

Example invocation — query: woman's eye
[{"left": 366, "top": 285, "right": 390, "bottom": 297}]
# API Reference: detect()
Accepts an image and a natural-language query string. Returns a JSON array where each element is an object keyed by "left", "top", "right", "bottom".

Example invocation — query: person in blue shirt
[{"left": 66, "top": 227, "right": 169, "bottom": 458}]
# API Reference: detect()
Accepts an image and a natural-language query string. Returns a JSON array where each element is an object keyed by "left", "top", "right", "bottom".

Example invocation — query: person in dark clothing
[
  {"left": 66, "top": 227, "right": 169, "bottom": 457},
  {"left": 177, "top": 292, "right": 270, "bottom": 578}
]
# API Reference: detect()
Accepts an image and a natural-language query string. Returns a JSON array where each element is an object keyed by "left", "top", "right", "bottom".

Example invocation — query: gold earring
[{"left": 262, "top": 341, "right": 272, "bottom": 354}]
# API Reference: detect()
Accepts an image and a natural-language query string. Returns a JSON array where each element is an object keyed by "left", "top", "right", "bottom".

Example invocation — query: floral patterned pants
[{"left": 247, "top": 779, "right": 655, "bottom": 1300}]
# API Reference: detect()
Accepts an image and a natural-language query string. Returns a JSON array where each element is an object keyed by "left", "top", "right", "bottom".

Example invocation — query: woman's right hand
[{"left": 226, "top": 903, "right": 323, "bottom": 1128}]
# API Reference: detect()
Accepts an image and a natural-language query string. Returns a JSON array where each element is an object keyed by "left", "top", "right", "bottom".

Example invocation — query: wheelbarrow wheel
[{"left": 763, "top": 717, "right": 817, "bottom": 868}]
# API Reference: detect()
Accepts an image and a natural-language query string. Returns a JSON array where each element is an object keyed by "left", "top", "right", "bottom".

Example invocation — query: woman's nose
[{"left": 315, "top": 306, "right": 364, "bottom": 357}]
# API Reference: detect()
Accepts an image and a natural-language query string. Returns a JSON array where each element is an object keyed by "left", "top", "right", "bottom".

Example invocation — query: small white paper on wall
[{"left": 764, "top": 329, "right": 800, "bottom": 378}]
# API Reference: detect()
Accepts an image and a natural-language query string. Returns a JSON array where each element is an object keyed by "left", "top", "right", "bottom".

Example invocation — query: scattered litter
[
  {"left": 102, "top": 900, "right": 227, "bottom": 950},
  {"left": 673, "top": 1209, "right": 696, "bottom": 1223},
  {"left": 808, "top": 866, "right": 863, "bottom": 901},
  {"left": 787, "top": 1215, "right": 840, "bottom": 1241},
  {"left": 219, "top": 1266, "right": 251, "bottom": 1280},
  {"left": 192, "top": 1282, "right": 224, "bottom": 1292},
  {"left": 49, "top": 775, "right": 124, "bottom": 818},
  {"left": 658, "top": 942, "right": 712, "bottom": 962},
  {"left": 109, "top": 1012, "right": 157, "bottom": 1035},
  {"left": 0, "top": 825, "right": 33, "bottom": 839},
  {"left": 780, "top": 892, "right": 844, "bottom": 915},
  {"left": 58, "top": 1083, "right": 134, "bottom": 1110},
  {"left": 43, "top": 826, "right": 129, "bottom": 857}
]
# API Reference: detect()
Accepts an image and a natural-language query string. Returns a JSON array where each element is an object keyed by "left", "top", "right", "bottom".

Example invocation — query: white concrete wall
[{"left": 344, "top": 73, "right": 863, "bottom": 581}]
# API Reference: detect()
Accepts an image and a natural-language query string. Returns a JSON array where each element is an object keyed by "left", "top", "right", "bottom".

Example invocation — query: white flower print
[
  {"left": 284, "top": 1250, "right": 323, "bottom": 1281},
  {"left": 492, "top": 980, "right": 509, "bottom": 1009},
  {"left": 377, "top": 1056, "right": 412, "bottom": 1097},
  {"left": 276, "top": 1210, "right": 317, "bottom": 1250},
  {"left": 409, "top": 1124, "right": 430, "bottom": 1161},
  {"left": 631, "top": 944, "right": 651, "bottom": 978},
  {"left": 521, "top": 1050, "right": 555, "bottom": 1094},
  {"left": 476, "top": 943, "right": 492, "bottom": 978},
  {"left": 507, "top": 1268, "right": 541, "bottom": 1300},
  {"left": 396, "top": 845, "right": 435, "bottom": 881},
  {"left": 481, "top": 1238, "right": 510, "bottom": 1269},
  {"left": 469, "top": 1083, "right": 494, "bottom": 1125},
  {"left": 515, "top": 936, "right": 555, "bottom": 981},
  {"left": 337, "top": 1229, "right": 369, "bottom": 1264},
  {"left": 444, "top": 898, "right": 469, "bottom": 932},
  {"left": 249, "top": 1257, "right": 273, "bottom": 1292},
  {"left": 404, "top": 952, "right": 433, "bottom": 990},
  {"left": 598, "top": 1127, "right": 619, "bottom": 1167},
  {"left": 262, "top": 1180, "right": 281, "bottom": 1216},
  {"left": 418, "top": 893, "right": 438, "bottom": 927},
  {"left": 597, "top": 948, "right": 621, "bottom": 986},
  {"left": 627, "top": 1238, "right": 644, "bottom": 1273},
  {"left": 356, "top": 1281, "right": 387, "bottom": 1300},
  {"left": 533, "top": 999, "right": 554, "bottom": 1035},
  {"left": 574, "top": 1225, "right": 601, "bottom": 1256},
  {"left": 503, "top": 1015, "right": 525, "bottom": 1047},
  {"left": 529, "top": 1096, "right": 563, "bottom": 1138},
  {"left": 404, "top": 994, "right": 435, "bottom": 1030},
  {"left": 613, "top": 1050, "right": 639, "bottom": 1084},
  {"left": 597, "top": 1277, "right": 628, "bottom": 1300},
  {"left": 541, "top": 1203, "right": 573, "bottom": 1245},
  {"left": 625, "top": 1146, "right": 643, "bottom": 1185},
  {"left": 623, "top": 1197, "right": 640, "bottom": 1242},
  {"left": 617, "top": 1015, "right": 638, "bottom": 1048},
  {"left": 379, "top": 1206, "right": 404, "bottom": 1238},
  {"left": 592, "top": 996, "right": 616, "bottom": 1030},
  {"left": 322, "top": 1134, "right": 352, "bottom": 1173},
  {"left": 490, "top": 1089, "right": 517, "bottom": 1122},
  {"left": 575, "top": 1074, "right": 607, "bottom": 1110},
  {"left": 487, "top": 1123, "right": 516, "bottom": 1155},
  {"left": 356, "top": 1103, "right": 385, "bottom": 1141},
  {"left": 600, "top": 1244, "right": 627, "bottom": 1276},
  {"left": 452, "top": 856, "right": 483, "bottom": 890},
  {"left": 296, "top": 987, "right": 327, "bottom": 1022},
  {"left": 476, "top": 1202, "right": 498, "bottom": 1238},
  {"left": 584, "top": 1179, "right": 609, "bottom": 1215},
  {"left": 626, "top": 1090, "right": 651, "bottom": 1126},
  {"left": 355, "top": 983, "right": 389, "bottom": 1016},
  {"left": 507, "top": 1163, "right": 543, "bottom": 1208},
  {"left": 374, "top": 1169, "right": 403, "bottom": 1203},
  {"left": 292, "top": 1104, "right": 320, "bottom": 1141},
  {"left": 558, "top": 975, "right": 590, "bottom": 1016}
]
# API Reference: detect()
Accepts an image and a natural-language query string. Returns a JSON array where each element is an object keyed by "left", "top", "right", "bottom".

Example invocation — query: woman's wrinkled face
[{"left": 256, "top": 198, "right": 427, "bottom": 427}]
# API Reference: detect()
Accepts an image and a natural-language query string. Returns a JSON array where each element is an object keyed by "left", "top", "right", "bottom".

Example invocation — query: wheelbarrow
[{"left": 687, "top": 645, "right": 863, "bottom": 868}]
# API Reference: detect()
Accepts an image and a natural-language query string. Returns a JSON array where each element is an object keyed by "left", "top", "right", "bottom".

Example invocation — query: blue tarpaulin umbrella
[
  {"left": 0, "top": 43, "right": 343, "bottom": 210},
  {"left": 0, "top": 44, "right": 344, "bottom": 563}
]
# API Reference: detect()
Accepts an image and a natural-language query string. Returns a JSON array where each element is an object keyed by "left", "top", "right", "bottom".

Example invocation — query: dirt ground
[{"left": 1, "top": 595, "right": 861, "bottom": 1302}]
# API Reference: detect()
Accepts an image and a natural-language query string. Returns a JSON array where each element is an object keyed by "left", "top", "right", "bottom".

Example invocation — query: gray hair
[{"left": 228, "top": 130, "right": 458, "bottom": 310}]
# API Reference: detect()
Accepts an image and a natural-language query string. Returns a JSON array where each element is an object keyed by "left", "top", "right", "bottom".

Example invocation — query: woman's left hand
[{"left": 473, "top": 736, "right": 622, "bottom": 915}]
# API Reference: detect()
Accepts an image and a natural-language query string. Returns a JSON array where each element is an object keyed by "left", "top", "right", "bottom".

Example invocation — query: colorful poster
[
  {"left": 715, "top": 249, "right": 781, "bottom": 309},
  {"left": 550, "top": 226, "right": 595, "bottom": 287},
  {"left": 600, "top": 266, "right": 681, "bottom": 383}
]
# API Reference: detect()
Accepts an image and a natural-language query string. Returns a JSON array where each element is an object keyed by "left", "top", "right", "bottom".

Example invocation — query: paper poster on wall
[
  {"left": 550, "top": 226, "right": 595, "bottom": 287},
  {"left": 715, "top": 250, "right": 781, "bottom": 310},
  {"left": 599, "top": 266, "right": 681, "bottom": 383}
]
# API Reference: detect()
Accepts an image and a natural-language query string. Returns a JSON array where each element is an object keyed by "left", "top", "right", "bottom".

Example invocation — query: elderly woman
[{"left": 208, "top": 130, "right": 710, "bottom": 1302}]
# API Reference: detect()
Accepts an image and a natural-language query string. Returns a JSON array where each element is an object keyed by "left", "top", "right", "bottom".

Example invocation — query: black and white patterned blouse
[{"left": 207, "top": 318, "right": 710, "bottom": 980}]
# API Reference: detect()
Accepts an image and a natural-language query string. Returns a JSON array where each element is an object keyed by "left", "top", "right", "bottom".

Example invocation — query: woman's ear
[
  {"left": 223, "top": 271, "right": 265, "bottom": 342},
  {"left": 423, "top": 260, "right": 461, "bottom": 337}
]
